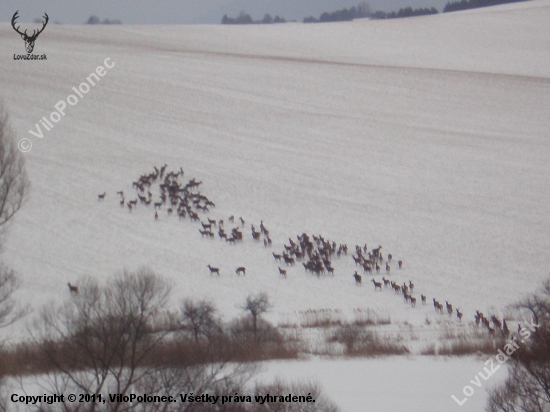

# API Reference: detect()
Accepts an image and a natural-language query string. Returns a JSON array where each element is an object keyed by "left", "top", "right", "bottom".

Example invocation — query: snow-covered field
[{"left": 1, "top": 1, "right": 549, "bottom": 410}]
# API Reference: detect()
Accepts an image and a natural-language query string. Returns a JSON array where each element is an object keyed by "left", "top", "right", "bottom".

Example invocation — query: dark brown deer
[
  {"left": 12, "top": 11, "right": 49, "bottom": 53},
  {"left": 410, "top": 297, "right": 417, "bottom": 307},
  {"left": 120, "top": 198, "right": 125, "bottom": 207},
  {"left": 456, "top": 309, "right": 463, "bottom": 321},
  {"left": 236, "top": 266, "right": 246, "bottom": 276},
  {"left": 272, "top": 253, "right": 282, "bottom": 261},
  {"left": 385, "top": 263, "right": 390, "bottom": 273},
  {"left": 502, "top": 320, "right": 509, "bottom": 336},
  {"left": 67, "top": 282, "right": 78, "bottom": 294},
  {"left": 371, "top": 279, "right": 382, "bottom": 291},
  {"left": 199, "top": 229, "right": 213, "bottom": 237},
  {"left": 408, "top": 281, "right": 414, "bottom": 291},
  {"left": 98, "top": 192, "right": 106, "bottom": 201},
  {"left": 445, "top": 301, "right": 453, "bottom": 315},
  {"left": 398, "top": 260, "right": 403, "bottom": 269},
  {"left": 421, "top": 294, "right": 426, "bottom": 305},
  {"left": 155, "top": 211, "right": 159, "bottom": 220},
  {"left": 353, "top": 272, "right": 362, "bottom": 285},
  {"left": 207, "top": 265, "right": 220, "bottom": 275},
  {"left": 278, "top": 267, "right": 287, "bottom": 278}
]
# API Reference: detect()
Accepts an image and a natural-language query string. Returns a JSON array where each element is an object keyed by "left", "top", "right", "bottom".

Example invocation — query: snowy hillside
[{"left": 0, "top": 1, "right": 549, "bottom": 410}]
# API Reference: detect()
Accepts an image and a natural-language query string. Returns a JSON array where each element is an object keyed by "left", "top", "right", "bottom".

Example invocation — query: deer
[
  {"left": 207, "top": 265, "right": 220, "bottom": 276},
  {"left": 120, "top": 198, "right": 125, "bottom": 207},
  {"left": 502, "top": 320, "right": 509, "bottom": 336},
  {"left": 278, "top": 267, "right": 287, "bottom": 278},
  {"left": 154, "top": 202, "right": 162, "bottom": 209},
  {"left": 353, "top": 272, "right": 362, "bottom": 285},
  {"left": 229, "top": 215, "right": 234, "bottom": 223},
  {"left": 235, "top": 267, "right": 246, "bottom": 276},
  {"left": 410, "top": 297, "right": 417, "bottom": 307},
  {"left": 155, "top": 211, "right": 159, "bottom": 220},
  {"left": 387, "top": 253, "right": 392, "bottom": 262},
  {"left": 398, "top": 260, "right": 403, "bottom": 269},
  {"left": 375, "top": 264, "right": 380, "bottom": 273},
  {"left": 421, "top": 294, "right": 426, "bottom": 305},
  {"left": 445, "top": 301, "right": 453, "bottom": 315},
  {"left": 456, "top": 309, "right": 463, "bottom": 321},
  {"left": 98, "top": 192, "right": 106, "bottom": 201},
  {"left": 12, "top": 11, "right": 49, "bottom": 54},
  {"left": 371, "top": 279, "right": 382, "bottom": 291},
  {"left": 67, "top": 282, "right": 78, "bottom": 294},
  {"left": 199, "top": 229, "right": 213, "bottom": 237},
  {"left": 408, "top": 281, "right": 414, "bottom": 291},
  {"left": 385, "top": 263, "right": 390, "bottom": 273},
  {"left": 382, "top": 277, "right": 390, "bottom": 287},
  {"left": 272, "top": 253, "right": 282, "bottom": 261}
]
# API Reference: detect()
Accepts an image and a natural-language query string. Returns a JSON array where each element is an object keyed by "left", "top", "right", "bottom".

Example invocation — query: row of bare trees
[{"left": 0, "top": 268, "right": 337, "bottom": 411}]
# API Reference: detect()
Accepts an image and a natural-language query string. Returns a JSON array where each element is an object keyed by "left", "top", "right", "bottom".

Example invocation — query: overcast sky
[{"left": 0, "top": 0, "right": 449, "bottom": 24}]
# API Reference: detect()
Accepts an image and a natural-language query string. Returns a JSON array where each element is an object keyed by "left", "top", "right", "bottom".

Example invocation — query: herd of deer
[
  {"left": 98, "top": 164, "right": 211, "bottom": 222},
  {"left": 91, "top": 165, "right": 508, "bottom": 337},
  {"left": 474, "top": 310, "right": 510, "bottom": 337},
  {"left": 272, "top": 233, "right": 347, "bottom": 277}
]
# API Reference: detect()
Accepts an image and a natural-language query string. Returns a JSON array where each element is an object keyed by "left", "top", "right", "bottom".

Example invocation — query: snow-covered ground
[{"left": 1, "top": 1, "right": 549, "bottom": 410}]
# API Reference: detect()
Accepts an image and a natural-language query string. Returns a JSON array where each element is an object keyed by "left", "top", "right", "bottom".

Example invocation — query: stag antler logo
[{"left": 12, "top": 10, "right": 49, "bottom": 54}]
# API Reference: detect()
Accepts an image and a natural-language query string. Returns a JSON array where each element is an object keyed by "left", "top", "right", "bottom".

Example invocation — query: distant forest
[
  {"left": 221, "top": 12, "right": 287, "bottom": 24},
  {"left": 443, "top": 0, "right": 529, "bottom": 12},
  {"left": 221, "top": 0, "right": 531, "bottom": 24}
]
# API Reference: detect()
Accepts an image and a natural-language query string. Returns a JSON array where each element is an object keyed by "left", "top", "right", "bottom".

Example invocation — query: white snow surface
[{"left": 0, "top": 2, "right": 549, "bottom": 411}]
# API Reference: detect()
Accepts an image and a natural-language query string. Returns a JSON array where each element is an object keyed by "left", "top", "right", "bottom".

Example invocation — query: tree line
[
  {"left": 443, "top": 0, "right": 529, "bottom": 12},
  {"left": 222, "top": 12, "right": 287, "bottom": 25}
]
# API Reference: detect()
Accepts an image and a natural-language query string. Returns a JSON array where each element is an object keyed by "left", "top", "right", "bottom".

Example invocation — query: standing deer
[
  {"left": 236, "top": 267, "right": 246, "bottom": 276},
  {"left": 98, "top": 192, "right": 106, "bottom": 201},
  {"left": 278, "top": 267, "right": 287, "bottom": 278},
  {"left": 353, "top": 272, "right": 362, "bottom": 285},
  {"left": 371, "top": 279, "right": 382, "bottom": 291},
  {"left": 206, "top": 265, "right": 220, "bottom": 276},
  {"left": 67, "top": 282, "right": 78, "bottom": 294}
]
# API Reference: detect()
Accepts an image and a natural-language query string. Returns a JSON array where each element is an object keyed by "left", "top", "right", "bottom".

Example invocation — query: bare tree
[
  {"left": 180, "top": 298, "right": 221, "bottom": 344},
  {"left": 0, "top": 104, "right": 30, "bottom": 243},
  {"left": 32, "top": 267, "right": 172, "bottom": 412},
  {"left": 241, "top": 293, "right": 271, "bottom": 343},
  {"left": 0, "top": 264, "right": 27, "bottom": 330},
  {"left": 486, "top": 277, "right": 550, "bottom": 411}
]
